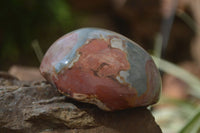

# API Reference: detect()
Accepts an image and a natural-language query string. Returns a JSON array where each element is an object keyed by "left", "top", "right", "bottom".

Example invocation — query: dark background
[{"left": 0, "top": 0, "right": 193, "bottom": 70}]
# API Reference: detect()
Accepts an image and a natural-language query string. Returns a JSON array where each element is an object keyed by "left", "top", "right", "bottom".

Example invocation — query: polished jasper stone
[{"left": 40, "top": 28, "right": 161, "bottom": 111}]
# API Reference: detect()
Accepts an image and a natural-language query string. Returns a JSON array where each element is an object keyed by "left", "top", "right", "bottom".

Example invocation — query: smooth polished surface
[{"left": 40, "top": 28, "right": 161, "bottom": 111}]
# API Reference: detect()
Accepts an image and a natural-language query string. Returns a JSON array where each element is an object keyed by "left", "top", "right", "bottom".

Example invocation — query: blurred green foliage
[
  {"left": 0, "top": 0, "right": 76, "bottom": 70},
  {"left": 153, "top": 56, "right": 200, "bottom": 132},
  {"left": 152, "top": 9, "right": 200, "bottom": 132}
]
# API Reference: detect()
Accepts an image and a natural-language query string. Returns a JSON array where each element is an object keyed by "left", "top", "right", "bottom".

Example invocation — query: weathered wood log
[{"left": 0, "top": 72, "right": 162, "bottom": 133}]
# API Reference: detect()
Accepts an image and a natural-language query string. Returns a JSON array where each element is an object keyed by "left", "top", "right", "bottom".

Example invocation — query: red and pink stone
[{"left": 40, "top": 28, "right": 161, "bottom": 111}]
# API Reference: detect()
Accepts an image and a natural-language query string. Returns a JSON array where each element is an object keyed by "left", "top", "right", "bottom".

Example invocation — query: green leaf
[
  {"left": 31, "top": 40, "right": 43, "bottom": 63},
  {"left": 152, "top": 56, "right": 200, "bottom": 98},
  {"left": 179, "top": 108, "right": 200, "bottom": 133}
]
